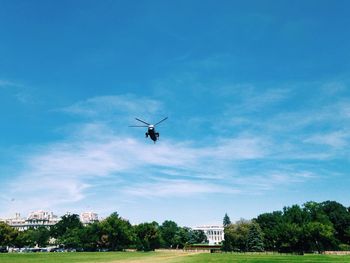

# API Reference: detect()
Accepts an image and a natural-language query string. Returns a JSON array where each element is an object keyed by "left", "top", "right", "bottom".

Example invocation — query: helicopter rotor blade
[
  {"left": 154, "top": 117, "right": 168, "bottom": 126},
  {"left": 135, "top": 118, "right": 150, "bottom": 126},
  {"left": 129, "top": 125, "right": 148, "bottom": 127}
]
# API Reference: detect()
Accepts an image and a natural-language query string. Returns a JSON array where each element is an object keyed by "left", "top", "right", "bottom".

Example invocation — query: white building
[
  {"left": 1, "top": 210, "right": 100, "bottom": 230},
  {"left": 0, "top": 211, "right": 60, "bottom": 231},
  {"left": 80, "top": 212, "right": 99, "bottom": 225},
  {"left": 0, "top": 213, "right": 26, "bottom": 231},
  {"left": 193, "top": 225, "right": 224, "bottom": 245}
]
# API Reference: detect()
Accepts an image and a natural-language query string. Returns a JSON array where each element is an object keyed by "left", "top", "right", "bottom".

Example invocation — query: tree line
[
  {"left": 0, "top": 212, "right": 207, "bottom": 251},
  {"left": 1, "top": 200, "right": 349, "bottom": 253},
  {"left": 223, "top": 200, "right": 350, "bottom": 254}
]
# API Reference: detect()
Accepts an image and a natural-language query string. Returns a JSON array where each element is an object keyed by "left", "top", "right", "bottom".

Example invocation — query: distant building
[
  {"left": 0, "top": 213, "right": 26, "bottom": 230},
  {"left": 0, "top": 210, "right": 99, "bottom": 230},
  {"left": 0, "top": 211, "right": 60, "bottom": 231},
  {"left": 80, "top": 212, "right": 99, "bottom": 225},
  {"left": 193, "top": 225, "right": 224, "bottom": 245}
]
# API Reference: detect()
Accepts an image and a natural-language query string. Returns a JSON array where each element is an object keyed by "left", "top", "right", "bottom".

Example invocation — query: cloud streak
[{"left": 61, "top": 95, "right": 164, "bottom": 120}]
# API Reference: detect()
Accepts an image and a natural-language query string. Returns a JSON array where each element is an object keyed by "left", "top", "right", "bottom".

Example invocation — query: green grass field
[{"left": 1, "top": 251, "right": 350, "bottom": 263}]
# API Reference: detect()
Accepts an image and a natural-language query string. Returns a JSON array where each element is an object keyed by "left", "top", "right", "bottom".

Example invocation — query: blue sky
[{"left": 1, "top": 0, "right": 350, "bottom": 226}]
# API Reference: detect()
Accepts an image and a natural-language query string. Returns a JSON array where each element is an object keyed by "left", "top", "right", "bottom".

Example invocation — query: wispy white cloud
[
  {"left": 2, "top": 86, "right": 343, "bottom": 218},
  {"left": 61, "top": 95, "right": 164, "bottom": 119},
  {"left": 215, "top": 81, "right": 350, "bottom": 162},
  {"left": 234, "top": 170, "right": 317, "bottom": 192},
  {"left": 304, "top": 131, "right": 349, "bottom": 149},
  {"left": 122, "top": 179, "right": 241, "bottom": 198},
  {"left": 0, "top": 79, "right": 21, "bottom": 88},
  {"left": 0, "top": 79, "right": 35, "bottom": 104},
  {"left": 321, "top": 81, "right": 347, "bottom": 95},
  {"left": 222, "top": 86, "right": 291, "bottom": 114},
  {"left": 0, "top": 126, "right": 277, "bottom": 217},
  {"left": 209, "top": 137, "right": 269, "bottom": 160},
  {"left": 337, "top": 100, "right": 350, "bottom": 119}
]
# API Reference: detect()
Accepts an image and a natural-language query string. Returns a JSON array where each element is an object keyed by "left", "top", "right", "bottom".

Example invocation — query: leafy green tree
[
  {"left": 159, "top": 220, "right": 179, "bottom": 248},
  {"left": 303, "top": 202, "right": 327, "bottom": 223},
  {"left": 0, "top": 222, "right": 18, "bottom": 247},
  {"left": 58, "top": 228, "right": 83, "bottom": 249},
  {"left": 302, "top": 201, "right": 339, "bottom": 252},
  {"left": 223, "top": 213, "right": 231, "bottom": 227},
  {"left": 99, "top": 212, "right": 134, "bottom": 251},
  {"left": 36, "top": 227, "right": 50, "bottom": 247},
  {"left": 255, "top": 211, "right": 283, "bottom": 251},
  {"left": 222, "top": 219, "right": 251, "bottom": 252},
  {"left": 283, "top": 205, "right": 310, "bottom": 226},
  {"left": 79, "top": 222, "right": 101, "bottom": 251},
  {"left": 18, "top": 227, "right": 50, "bottom": 247},
  {"left": 320, "top": 201, "right": 350, "bottom": 244},
  {"left": 173, "top": 226, "right": 189, "bottom": 249},
  {"left": 50, "top": 214, "right": 83, "bottom": 239},
  {"left": 278, "top": 222, "right": 304, "bottom": 253},
  {"left": 280, "top": 205, "right": 311, "bottom": 253},
  {"left": 304, "top": 221, "right": 337, "bottom": 253},
  {"left": 222, "top": 225, "right": 234, "bottom": 251},
  {"left": 14, "top": 230, "right": 31, "bottom": 248},
  {"left": 246, "top": 222, "right": 264, "bottom": 252},
  {"left": 135, "top": 222, "right": 161, "bottom": 251},
  {"left": 250, "top": 201, "right": 350, "bottom": 253},
  {"left": 49, "top": 213, "right": 84, "bottom": 248},
  {"left": 187, "top": 229, "right": 208, "bottom": 244}
]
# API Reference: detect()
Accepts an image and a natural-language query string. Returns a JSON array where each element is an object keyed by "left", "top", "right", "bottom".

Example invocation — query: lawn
[
  {"left": 1, "top": 251, "right": 350, "bottom": 263},
  {"left": 174, "top": 253, "right": 350, "bottom": 263}
]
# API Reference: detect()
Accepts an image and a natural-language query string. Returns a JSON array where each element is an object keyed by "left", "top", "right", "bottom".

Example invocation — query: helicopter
[{"left": 129, "top": 117, "right": 168, "bottom": 143}]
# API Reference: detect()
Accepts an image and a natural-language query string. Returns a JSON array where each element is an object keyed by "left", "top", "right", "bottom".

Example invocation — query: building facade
[
  {"left": 0, "top": 211, "right": 60, "bottom": 231},
  {"left": 80, "top": 212, "right": 99, "bottom": 225},
  {"left": 1, "top": 210, "right": 99, "bottom": 231},
  {"left": 193, "top": 225, "right": 224, "bottom": 245}
]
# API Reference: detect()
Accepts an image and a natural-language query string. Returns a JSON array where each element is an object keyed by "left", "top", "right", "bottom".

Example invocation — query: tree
[
  {"left": 303, "top": 202, "right": 324, "bottom": 222},
  {"left": 279, "top": 205, "right": 312, "bottom": 253},
  {"left": 135, "top": 222, "right": 161, "bottom": 251},
  {"left": 79, "top": 222, "right": 101, "bottom": 251},
  {"left": 58, "top": 228, "right": 84, "bottom": 249},
  {"left": 50, "top": 214, "right": 83, "bottom": 239},
  {"left": 278, "top": 222, "right": 304, "bottom": 253},
  {"left": 17, "top": 227, "right": 50, "bottom": 248},
  {"left": 173, "top": 227, "right": 190, "bottom": 249},
  {"left": 255, "top": 211, "right": 283, "bottom": 251},
  {"left": 222, "top": 225, "right": 234, "bottom": 251},
  {"left": 256, "top": 201, "right": 350, "bottom": 253},
  {"left": 187, "top": 229, "right": 208, "bottom": 244},
  {"left": 0, "top": 222, "right": 18, "bottom": 247},
  {"left": 304, "top": 221, "right": 337, "bottom": 253},
  {"left": 223, "top": 213, "right": 231, "bottom": 227},
  {"left": 49, "top": 213, "right": 84, "bottom": 248},
  {"left": 283, "top": 205, "right": 310, "bottom": 226},
  {"left": 99, "top": 212, "right": 134, "bottom": 251},
  {"left": 246, "top": 222, "right": 264, "bottom": 252},
  {"left": 321, "top": 201, "right": 350, "bottom": 244},
  {"left": 159, "top": 220, "right": 179, "bottom": 248},
  {"left": 222, "top": 219, "right": 251, "bottom": 252}
]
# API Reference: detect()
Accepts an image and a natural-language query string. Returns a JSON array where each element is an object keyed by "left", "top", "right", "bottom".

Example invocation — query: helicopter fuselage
[
  {"left": 130, "top": 117, "right": 167, "bottom": 143},
  {"left": 146, "top": 125, "right": 159, "bottom": 142}
]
